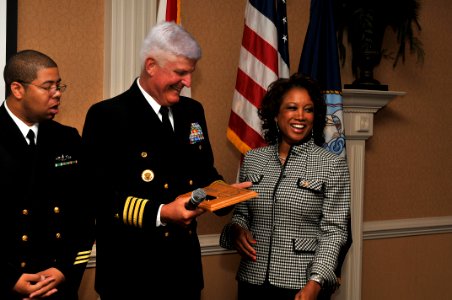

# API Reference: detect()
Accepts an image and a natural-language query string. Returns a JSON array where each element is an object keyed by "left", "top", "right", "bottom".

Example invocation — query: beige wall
[
  {"left": 17, "top": 0, "right": 104, "bottom": 133},
  {"left": 16, "top": 0, "right": 452, "bottom": 299}
]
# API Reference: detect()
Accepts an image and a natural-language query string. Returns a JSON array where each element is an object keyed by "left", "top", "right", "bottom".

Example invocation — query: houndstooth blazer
[{"left": 220, "top": 139, "right": 350, "bottom": 290}]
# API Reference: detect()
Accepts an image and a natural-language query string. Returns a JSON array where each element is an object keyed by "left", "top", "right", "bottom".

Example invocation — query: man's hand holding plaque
[{"left": 196, "top": 180, "right": 257, "bottom": 212}]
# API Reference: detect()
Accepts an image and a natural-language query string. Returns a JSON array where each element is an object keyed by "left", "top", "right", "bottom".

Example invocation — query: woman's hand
[{"left": 231, "top": 223, "right": 257, "bottom": 261}]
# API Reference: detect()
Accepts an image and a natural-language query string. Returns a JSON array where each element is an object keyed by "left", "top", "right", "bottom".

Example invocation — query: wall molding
[
  {"left": 198, "top": 216, "right": 452, "bottom": 254},
  {"left": 87, "top": 216, "right": 452, "bottom": 268},
  {"left": 363, "top": 216, "right": 452, "bottom": 240}
]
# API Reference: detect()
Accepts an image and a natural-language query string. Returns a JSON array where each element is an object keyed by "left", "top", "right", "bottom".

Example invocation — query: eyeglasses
[{"left": 19, "top": 81, "right": 67, "bottom": 94}]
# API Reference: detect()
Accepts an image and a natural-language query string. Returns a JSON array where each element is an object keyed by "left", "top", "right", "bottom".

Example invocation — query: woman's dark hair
[{"left": 258, "top": 73, "right": 326, "bottom": 146}]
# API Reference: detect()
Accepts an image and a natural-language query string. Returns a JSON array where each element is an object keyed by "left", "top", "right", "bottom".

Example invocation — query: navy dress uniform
[
  {"left": 81, "top": 80, "right": 223, "bottom": 299},
  {"left": 0, "top": 104, "right": 95, "bottom": 300}
]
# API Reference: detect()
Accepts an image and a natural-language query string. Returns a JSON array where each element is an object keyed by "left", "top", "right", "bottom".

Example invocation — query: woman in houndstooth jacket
[{"left": 220, "top": 73, "right": 351, "bottom": 300}]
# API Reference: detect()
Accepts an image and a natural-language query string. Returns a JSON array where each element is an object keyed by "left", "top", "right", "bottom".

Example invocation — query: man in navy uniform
[
  {"left": 82, "top": 21, "right": 249, "bottom": 299},
  {"left": 0, "top": 50, "right": 95, "bottom": 300}
]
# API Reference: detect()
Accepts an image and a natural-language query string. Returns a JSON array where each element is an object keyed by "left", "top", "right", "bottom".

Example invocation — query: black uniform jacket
[
  {"left": 82, "top": 81, "right": 222, "bottom": 298},
  {"left": 0, "top": 104, "right": 95, "bottom": 300}
]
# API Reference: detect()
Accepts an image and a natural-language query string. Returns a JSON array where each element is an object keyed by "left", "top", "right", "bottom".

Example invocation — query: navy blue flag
[
  {"left": 298, "top": 2, "right": 352, "bottom": 292},
  {"left": 298, "top": 0, "right": 346, "bottom": 157}
]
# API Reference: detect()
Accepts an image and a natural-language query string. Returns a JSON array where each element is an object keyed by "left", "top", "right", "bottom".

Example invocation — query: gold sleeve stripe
[
  {"left": 124, "top": 196, "right": 149, "bottom": 227},
  {"left": 138, "top": 199, "right": 149, "bottom": 228},
  {"left": 77, "top": 250, "right": 92, "bottom": 255},
  {"left": 74, "top": 259, "right": 90, "bottom": 265},
  {"left": 133, "top": 198, "right": 144, "bottom": 227},
  {"left": 127, "top": 197, "right": 138, "bottom": 225},
  {"left": 76, "top": 254, "right": 92, "bottom": 260},
  {"left": 123, "top": 196, "right": 133, "bottom": 225}
]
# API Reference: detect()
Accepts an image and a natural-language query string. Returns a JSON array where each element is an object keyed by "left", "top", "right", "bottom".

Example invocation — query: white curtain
[
  {"left": 104, "top": 0, "right": 158, "bottom": 98},
  {"left": 1, "top": 0, "right": 8, "bottom": 103}
]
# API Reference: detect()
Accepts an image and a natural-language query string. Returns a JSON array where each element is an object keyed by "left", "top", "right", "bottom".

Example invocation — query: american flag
[{"left": 227, "top": 0, "right": 290, "bottom": 155}]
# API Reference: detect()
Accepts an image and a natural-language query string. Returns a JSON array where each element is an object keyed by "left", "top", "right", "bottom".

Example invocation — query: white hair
[{"left": 140, "top": 21, "right": 202, "bottom": 69}]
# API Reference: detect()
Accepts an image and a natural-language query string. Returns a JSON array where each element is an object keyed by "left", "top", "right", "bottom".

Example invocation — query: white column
[
  {"left": 1, "top": 0, "right": 8, "bottom": 103},
  {"left": 334, "top": 89, "right": 406, "bottom": 300}
]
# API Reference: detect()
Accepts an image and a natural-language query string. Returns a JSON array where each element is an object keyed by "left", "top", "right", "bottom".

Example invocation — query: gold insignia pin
[{"left": 141, "top": 169, "right": 154, "bottom": 182}]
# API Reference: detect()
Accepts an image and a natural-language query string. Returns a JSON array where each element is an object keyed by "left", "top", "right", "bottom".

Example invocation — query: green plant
[{"left": 334, "top": 0, "right": 425, "bottom": 80}]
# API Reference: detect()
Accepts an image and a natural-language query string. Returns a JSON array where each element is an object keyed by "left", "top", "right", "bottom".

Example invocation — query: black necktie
[
  {"left": 27, "top": 129, "right": 36, "bottom": 148},
  {"left": 159, "top": 106, "right": 174, "bottom": 135}
]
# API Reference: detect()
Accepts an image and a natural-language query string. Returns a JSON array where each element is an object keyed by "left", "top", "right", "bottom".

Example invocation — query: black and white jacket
[{"left": 220, "top": 139, "right": 350, "bottom": 290}]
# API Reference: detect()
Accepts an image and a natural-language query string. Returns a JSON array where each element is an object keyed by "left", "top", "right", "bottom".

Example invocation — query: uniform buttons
[
  {"left": 141, "top": 151, "right": 148, "bottom": 158},
  {"left": 22, "top": 209, "right": 29, "bottom": 215},
  {"left": 188, "top": 230, "right": 192, "bottom": 235},
  {"left": 164, "top": 232, "right": 169, "bottom": 237},
  {"left": 22, "top": 235, "right": 28, "bottom": 242},
  {"left": 198, "top": 145, "right": 202, "bottom": 150},
  {"left": 189, "top": 180, "right": 193, "bottom": 186},
  {"left": 55, "top": 232, "right": 62, "bottom": 239},
  {"left": 114, "top": 213, "right": 119, "bottom": 219},
  {"left": 54, "top": 207, "right": 60, "bottom": 214},
  {"left": 21, "top": 262, "right": 26, "bottom": 268},
  {"left": 164, "top": 183, "right": 169, "bottom": 189},
  {"left": 141, "top": 169, "right": 154, "bottom": 182}
]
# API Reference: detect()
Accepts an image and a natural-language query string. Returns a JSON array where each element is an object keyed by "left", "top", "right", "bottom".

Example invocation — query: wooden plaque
[{"left": 197, "top": 180, "right": 258, "bottom": 212}]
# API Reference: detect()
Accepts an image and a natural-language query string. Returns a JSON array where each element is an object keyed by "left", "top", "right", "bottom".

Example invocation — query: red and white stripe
[
  {"left": 157, "top": 0, "right": 180, "bottom": 24},
  {"left": 227, "top": 1, "right": 289, "bottom": 155}
]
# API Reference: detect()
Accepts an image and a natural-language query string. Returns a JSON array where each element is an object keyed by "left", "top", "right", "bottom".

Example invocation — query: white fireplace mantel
[
  {"left": 335, "top": 89, "right": 406, "bottom": 300},
  {"left": 342, "top": 89, "right": 406, "bottom": 140}
]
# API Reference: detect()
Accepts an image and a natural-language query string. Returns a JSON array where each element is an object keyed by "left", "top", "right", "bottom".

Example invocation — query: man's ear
[
  {"left": 10, "top": 82, "right": 25, "bottom": 99},
  {"left": 144, "top": 57, "right": 157, "bottom": 76}
]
